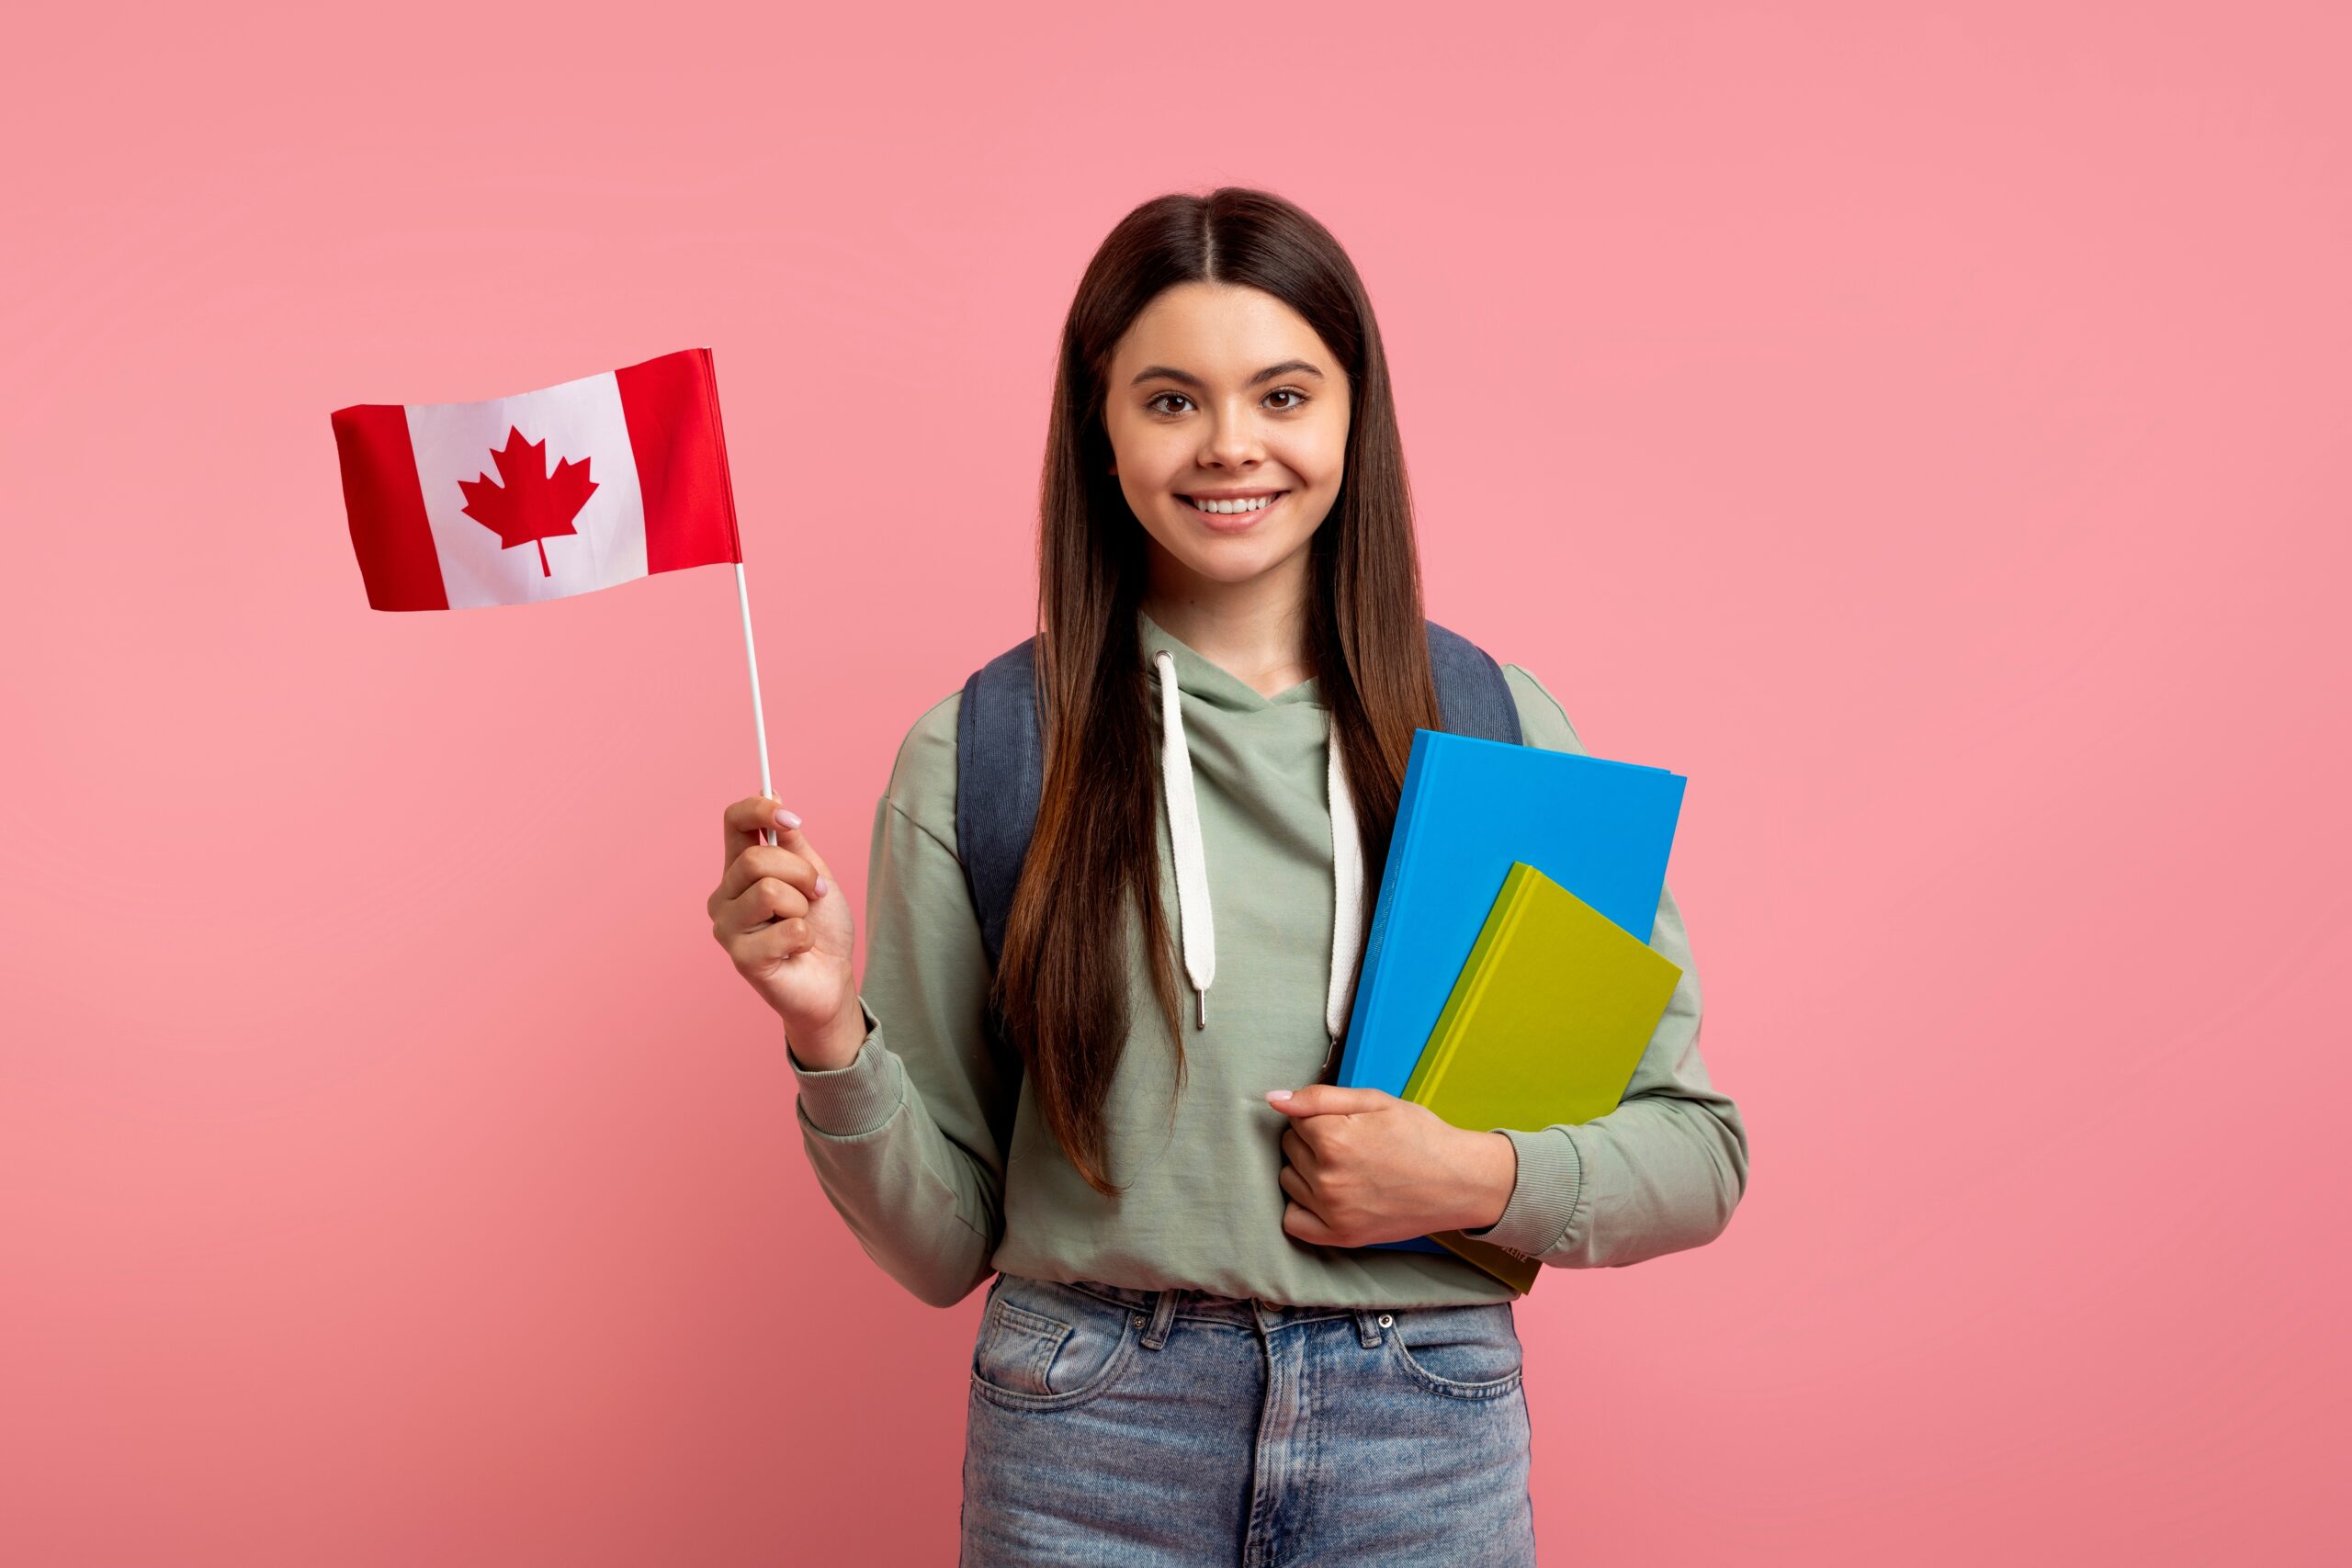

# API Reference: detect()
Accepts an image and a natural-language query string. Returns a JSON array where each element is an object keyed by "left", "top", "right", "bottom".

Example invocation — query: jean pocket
[
  {"left": 969, "top": 1273, "right": 1142, "bottom": 1412},
  {"left": 1383, "top": 1303, "right": 1525, "bottom": 1400}
]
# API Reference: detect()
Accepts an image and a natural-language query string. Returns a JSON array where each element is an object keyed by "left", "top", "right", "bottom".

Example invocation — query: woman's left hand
[{"left": 1264, "top": 1085, "right": 1518, "bottom": 1247}]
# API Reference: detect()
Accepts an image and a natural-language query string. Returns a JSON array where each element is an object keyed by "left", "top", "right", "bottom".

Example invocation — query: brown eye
[
  {"left": 1148, "top": 392, "right": 1193, "bottom": 415},
  {"left": 1266, "top": 389, "right": 1306, "bottom": 411}
]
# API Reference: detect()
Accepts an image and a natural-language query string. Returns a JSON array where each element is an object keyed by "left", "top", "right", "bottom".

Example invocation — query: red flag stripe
[
  {"left": 331, "top": 403, "right": 447, "bottom": 611},
  {"left": 615, "top": 348, "right": 744, "bottom": 573}
]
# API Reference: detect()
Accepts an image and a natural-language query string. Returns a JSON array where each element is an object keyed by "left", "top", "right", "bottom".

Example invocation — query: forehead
[{"left": 1112, "top": 283, "right": 1338, "bottom": 378}]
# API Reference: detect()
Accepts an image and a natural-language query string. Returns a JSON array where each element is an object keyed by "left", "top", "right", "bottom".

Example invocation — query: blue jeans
[{"left": 960, "top": 1271, "right": 1539, "bottom": 1566}]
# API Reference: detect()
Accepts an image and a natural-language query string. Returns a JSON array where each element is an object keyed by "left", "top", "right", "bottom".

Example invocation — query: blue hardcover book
[{"left": 1339, "top": 728, "right": 1687, "bottom": 1255}]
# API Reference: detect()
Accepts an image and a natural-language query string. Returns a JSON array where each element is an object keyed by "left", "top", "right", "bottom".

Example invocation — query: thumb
[
  {"left": 1265, "top": 1083, "right": 1393, "bottom": 1117},
  {"left": 759, "top": 796, "right": 839, "bottom": 888}
]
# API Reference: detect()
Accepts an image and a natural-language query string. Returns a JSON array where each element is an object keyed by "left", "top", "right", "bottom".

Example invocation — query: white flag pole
[{"left": 734, "top": 561, "right": 779, "bottom": 848}]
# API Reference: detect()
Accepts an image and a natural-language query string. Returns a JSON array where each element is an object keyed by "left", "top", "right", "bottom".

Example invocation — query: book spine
[
  {"left": 1409, "top": 863, "right": 1531, "bottom": 1107},
  {"left": 1339, "top": 732, "right": 1436, "bottom": 1086}
]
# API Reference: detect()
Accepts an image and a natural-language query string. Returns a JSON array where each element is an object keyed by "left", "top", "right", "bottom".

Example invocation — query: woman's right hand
[{"left": 709, "top": 796, "right": 863, "bottom": 1069}]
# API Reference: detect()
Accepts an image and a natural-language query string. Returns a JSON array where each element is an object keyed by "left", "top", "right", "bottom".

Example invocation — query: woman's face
[{"left": 1102, "top": 282, "right": 1352, "bottom": 598}]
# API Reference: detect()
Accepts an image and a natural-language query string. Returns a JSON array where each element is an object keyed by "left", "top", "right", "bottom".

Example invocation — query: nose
[{"left": 1199, "top": 401, "right": 1266, "bottom": 470}]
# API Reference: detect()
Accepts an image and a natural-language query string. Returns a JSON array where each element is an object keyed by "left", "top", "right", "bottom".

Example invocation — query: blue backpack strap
[
  {"left": 956, "top": 636, "right": 1045, "bottom": 972},
  {"left": 956, "top": 620, "right": 1520, "bottom": 970},
  {"left": 1425, "top": 618, "right": 1522, "bottom": 745}
]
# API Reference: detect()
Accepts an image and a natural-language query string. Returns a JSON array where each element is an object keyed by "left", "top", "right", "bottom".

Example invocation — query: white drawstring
[
  {"left": 1154, "top": 649, "right": 1216, "bottom": 1027},
  {"left": 1325, "top": 730, "right": 1364, "bottom": 1042},
  {"left": 1152, "top": 647, "right": 1365, "bottom": 1044}
]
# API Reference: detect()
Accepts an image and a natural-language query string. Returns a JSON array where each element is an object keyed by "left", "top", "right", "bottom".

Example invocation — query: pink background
[{"left": 5, "top": 3, "right": 2345, "bottom": 1563}]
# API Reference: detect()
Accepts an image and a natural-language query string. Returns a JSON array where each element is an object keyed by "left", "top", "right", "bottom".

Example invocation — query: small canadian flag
[{"left": 332, "top": 347, "right": 741, "bottom": 611}]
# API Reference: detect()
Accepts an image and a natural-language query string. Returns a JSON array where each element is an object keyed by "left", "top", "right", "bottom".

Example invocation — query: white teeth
[{"left": 1188, "top": 493, "right": 1277, "bottom": 514}]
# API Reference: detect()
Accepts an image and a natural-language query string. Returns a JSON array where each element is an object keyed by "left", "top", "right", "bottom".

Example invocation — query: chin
[{"left": 1182, "top": 540, "right": 1291, "bottom": 579}]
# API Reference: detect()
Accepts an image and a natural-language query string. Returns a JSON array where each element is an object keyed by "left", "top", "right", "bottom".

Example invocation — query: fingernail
[
  {"left": 814, "top": 875, "right": 829, "bottom": 895},
  {"left": 1265, "top": 1089, "right": 1293, "bottom": 1102},
  {"left": 774, "top": 807, "right": 801, "bottom": 829}
]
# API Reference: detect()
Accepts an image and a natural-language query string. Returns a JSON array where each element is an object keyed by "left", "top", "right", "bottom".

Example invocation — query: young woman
[{"left": 707, "top": 187, "right": 1749, "bottom": 1565}]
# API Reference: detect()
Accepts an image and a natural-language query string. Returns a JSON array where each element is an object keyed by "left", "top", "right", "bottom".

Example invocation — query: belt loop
[
  {"left": 1353, "top": 1306, "right": 1385, "bottom": 1348},
  {"left": 1140, "top": 1287, "right": 1180, "bottom": 1350}
]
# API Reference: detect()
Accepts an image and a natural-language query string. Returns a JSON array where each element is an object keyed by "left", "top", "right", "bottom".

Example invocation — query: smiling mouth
[{"left": 1182, "top": 490, "right": 1288, "bottom": 515}]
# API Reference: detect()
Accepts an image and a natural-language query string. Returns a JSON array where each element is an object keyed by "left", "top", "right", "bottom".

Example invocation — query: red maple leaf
[{"left": 457, "top": 426, "right": 598, "bottom": 577}]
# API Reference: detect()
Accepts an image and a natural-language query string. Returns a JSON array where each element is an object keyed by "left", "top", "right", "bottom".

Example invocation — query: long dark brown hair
[{"left": 991, "top": 186, "right": 1446, "bottom": 1196}]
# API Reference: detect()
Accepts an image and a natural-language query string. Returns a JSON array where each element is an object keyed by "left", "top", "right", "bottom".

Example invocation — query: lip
[{"left": 1180, "top": 490, "right": 1287, "bottom": 533}]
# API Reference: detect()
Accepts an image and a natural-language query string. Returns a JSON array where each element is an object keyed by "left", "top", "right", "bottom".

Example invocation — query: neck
[{"left": 1139, "top": 549, "right": 1316, "bottom": 700}]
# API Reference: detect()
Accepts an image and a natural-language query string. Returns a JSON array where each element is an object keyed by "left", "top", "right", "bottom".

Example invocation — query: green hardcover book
[{"left": 1408, "top": 861, "right": 1685, "bottom": 1294}]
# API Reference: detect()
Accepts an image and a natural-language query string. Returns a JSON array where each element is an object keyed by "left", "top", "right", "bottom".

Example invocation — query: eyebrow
[{"left": 1128, "top": 359, "right": 1327, "bottom": 389}]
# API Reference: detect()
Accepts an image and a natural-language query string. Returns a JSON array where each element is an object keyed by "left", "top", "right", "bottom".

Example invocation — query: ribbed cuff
[
  {"left": 1458, "top": 1126, "right": 1587, "bottom": 1260},
  {"left": 789, "top": 996, "right": 903, "bottom": 1138}
]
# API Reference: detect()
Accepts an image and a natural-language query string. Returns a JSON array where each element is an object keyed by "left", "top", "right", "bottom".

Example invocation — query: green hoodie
[{"left": 789, "top": 605, "right": 1749, "bottom": 1309}]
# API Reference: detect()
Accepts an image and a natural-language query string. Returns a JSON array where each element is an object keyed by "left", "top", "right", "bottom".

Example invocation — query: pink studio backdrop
[{"left": 4, "top": 4, "right": 2345, "bottom": 1564}]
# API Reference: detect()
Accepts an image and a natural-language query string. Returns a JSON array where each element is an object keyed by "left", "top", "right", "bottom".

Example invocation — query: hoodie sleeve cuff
[
  {"left": 1457, "top": 1126, "right": 1587, "bottom": 1259},
  {"left": 788, "top": 996, "right": 904, "bottom": 1138}
]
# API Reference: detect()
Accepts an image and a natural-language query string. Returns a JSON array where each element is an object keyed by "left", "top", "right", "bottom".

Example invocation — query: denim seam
[
  {"left": 1056, "top": 1280, "right": 1358, "bottom": 1329},
  {"left": 968, "top": 1324, "right": 1140, "bottom": 1413},
  {"left": 1382, "top": 1332, "right": 1526, "bottom": 1401}
]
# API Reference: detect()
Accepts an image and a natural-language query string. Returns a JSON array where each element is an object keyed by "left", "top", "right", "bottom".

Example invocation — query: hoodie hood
[{"left": 1137, "top": 606, "right": 1364, "bottom": 1048}]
